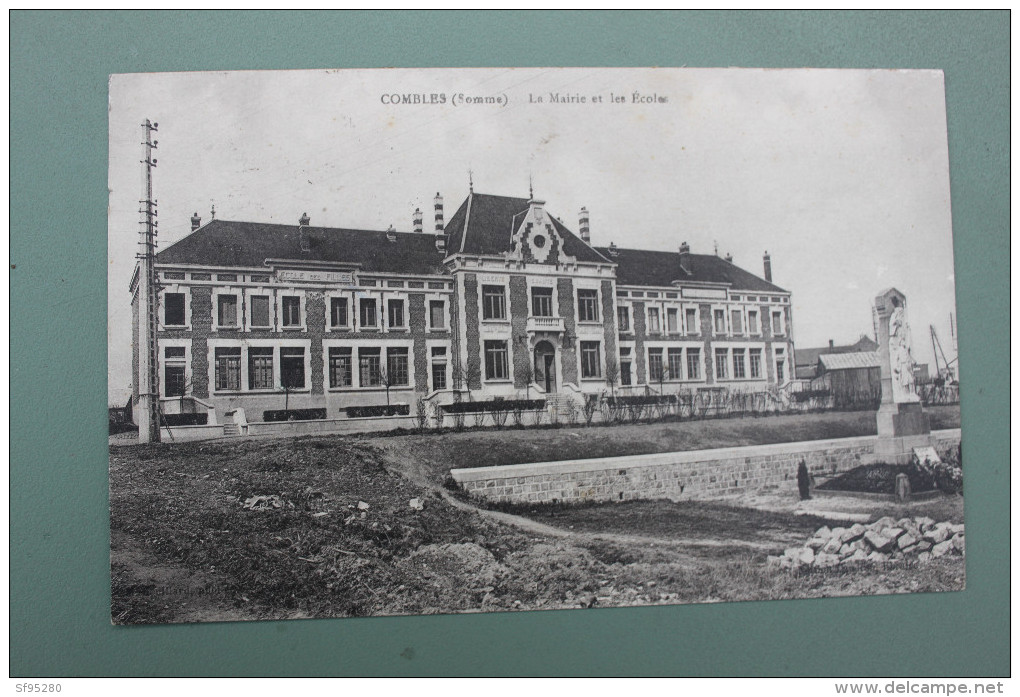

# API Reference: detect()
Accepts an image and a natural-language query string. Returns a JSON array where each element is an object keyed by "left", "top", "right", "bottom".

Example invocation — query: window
[
  {"left": 217, "top": 294, "right": 238, "bottom": 327},
  {"left": 772, "top": 311, "right": 784, "bottom": 336},
  {"left": 617, "top": 306, "right": 630, "bottom": 332},
  {"left": 330, "top": 298, "right": 349, "bottom": 328},
  {"left": 280, "top": 347, "right": 305, "bottom": 389},
  {"left": 686, "top": 348, "right": 701, "bottom": 380},
  {"left": 484, "top": 340, "right": 509, "bottom": 380},
  {"left": 647, "top": 307, "right": 661, "bottom": 333},
  {"left": 328, "top": 347, "right": 353, "bottom": 388},
  {"left": 580, "top": 341, "right": 601, "bottom": 379},
  {"left": 577, "top": 289, "right": 600, "bottom": 322},
  {"left": 387, "top": 298, "right": 405, "bottom": 329},
  {"left": 165, "top": 366, "right": 186, "bottom": 397},
  {"left": 731, "top": 310, "right": 743, "bottom": 335},
  {"left": 747, "top": 310, "right": 759, "bottom": 334},
  {"left": 431, "top": 346, "right": 448, "bottom": 391},
  {"left": 666, "top": 308, "right": 679, "bottom": 333},
  {"left": 165, "top": 346, "right": 186, "bottom": 358},
  {"left": 386, "top": 347, "right": 410, "bottom": 386},
  {"left": 749, "top": 349, "right": 763, "bottom": 378},
  {"left": 715, "top": 348, "right": 729, "bottom": 379},
  {"left": 359, "top": 347, "right": 381, "bottom": 386},
  {"left": 713, "top": 309, "right": 726, "bottom": 335},
  {"left": 775, "top": 348, "right": 786, "bottom": 382},
  {"left": 482, "top": 285, "right": 506, "bottom": 320},
  {"left": 668, "top": 348, "right": 684, "bottom": 380},
  {"left": 620, "top": 346, "right": 632, "bottom": 386},
  {"left": 248, "top": 347, "right": 274, "bottom": 389},
  {"left": 685, "top": 308, "right": 698, "bottom": 334},
  {"left": 214, "top": 347, "right": 241, "bottom": 390},
  {"left": 732, "top": 348, "right": 746, "bottom": 378},
  {"left": 282, "top": 296, "right": 302, "bottom": 327},
  {"left": 250, "top": 295, "right": 271, "bottom": 328},
  {"left": 532, "top": 287, "right": 554, "bottom": 317},
  {"left": 429, "top": 300, "right": 446, "bottom": 330},
  {"left": 359, "top": 298, "right": 378, "bottom": 329},
  {"left": 648, "top": 348, "right": 664, "bottom": 382},
  {"left": 164, "top": 293, "right": 186, "bottom": 326}
]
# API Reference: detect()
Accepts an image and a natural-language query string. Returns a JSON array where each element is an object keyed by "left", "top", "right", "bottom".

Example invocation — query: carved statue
[{"left": 888, "top": 303, "right": 919, "bottom": 403}]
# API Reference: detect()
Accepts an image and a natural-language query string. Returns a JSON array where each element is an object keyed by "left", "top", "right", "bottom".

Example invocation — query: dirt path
[{"left": 372, "top": 439, "right": 807, "bottom": 555}]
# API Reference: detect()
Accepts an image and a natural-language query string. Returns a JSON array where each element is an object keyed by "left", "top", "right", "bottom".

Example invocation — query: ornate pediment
[{"left": 509, "top": 200, "right": 577, "bottom": 266}]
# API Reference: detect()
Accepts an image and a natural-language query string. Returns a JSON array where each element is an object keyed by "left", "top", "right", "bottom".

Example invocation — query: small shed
[{"left": 813, "top": 351, "right": 881, "bottom": 408}]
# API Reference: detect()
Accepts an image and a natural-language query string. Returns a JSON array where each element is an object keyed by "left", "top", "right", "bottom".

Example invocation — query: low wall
[
  {"left": 451, "top": 429, "right": 962, "bottom": 505},
  {"left": 163, "top": 424, "right": 226, "bottom": 442}
]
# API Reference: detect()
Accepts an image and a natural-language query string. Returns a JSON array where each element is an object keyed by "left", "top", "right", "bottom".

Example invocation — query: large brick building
[{"left": 131, "top": 191, "right": 794, "bottom": 426}]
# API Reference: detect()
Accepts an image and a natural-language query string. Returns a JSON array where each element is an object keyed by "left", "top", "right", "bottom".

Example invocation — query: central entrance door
[{"left": 534, "top": 340, "right": 557, "bottom": 393}]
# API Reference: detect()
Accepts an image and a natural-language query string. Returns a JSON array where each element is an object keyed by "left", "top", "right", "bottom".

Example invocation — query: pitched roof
[
  {"left": 594, "top": 247, "right": 787, "bottom": 293},
  {"left": 818, "top": 352, "right": 880, "bottom": 371},
  {"left": 155, "top": 219, "right": 449, "bottom": 276},
  {"left": 445, "top": 192, "right": 610, "bottom": 264},
  {"left": 795, "top": 335, "right": 879, "bottom": 369}
]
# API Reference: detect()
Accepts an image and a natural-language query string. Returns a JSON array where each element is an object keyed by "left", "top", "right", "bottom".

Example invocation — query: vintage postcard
[{"left": 108, "top": 68, "right": 963, "bottom": 624}]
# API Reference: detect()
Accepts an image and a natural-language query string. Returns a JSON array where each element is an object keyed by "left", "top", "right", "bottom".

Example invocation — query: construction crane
[{"left": 929, "top": 324, "right": 958, "bottom": 384}]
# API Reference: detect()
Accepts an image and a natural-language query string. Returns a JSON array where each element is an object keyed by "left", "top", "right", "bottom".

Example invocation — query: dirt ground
[{"left": 109, "top": 419, "right": 966, "bottom": 624}]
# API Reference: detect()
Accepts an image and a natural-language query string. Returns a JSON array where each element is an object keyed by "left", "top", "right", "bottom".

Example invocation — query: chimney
[
  {"left": 434, "top": 192, "right": 444, "bottom": 232},
  {"left": 190, "top": 212, "right": 201, "bottom": 231},
  {"left": 724, "top": 252, "right": 733, "bottom": 263},
  {"left": 435, "top": 235, "right": 446, "bottom": 253},
  {"left": 299, "top": 212, "right": 311, "bottom": 252},
  {"left": 386, "top": 225, "right": 397, "bottom": 242},
  {"left": 763, "top": 251, "right": 772, "bottom": 282},
  {"left": 607, "top": 241, "right": 618, "bottom": 257},
  {"left": 579, "top": 207, "right": 591, "bottom": 243},
  {"left": 829, "top": 339, "right": 835, "bottom": 350},
  {"left": 678, "top": 241, "right": 692, "bottom": 274},
  {"left": 413, "top": 207, "right": 423, "bottom": 234}
]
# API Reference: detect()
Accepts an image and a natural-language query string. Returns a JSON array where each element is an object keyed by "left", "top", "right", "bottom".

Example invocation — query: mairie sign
[{"left": 277, "top": 269, "right": 355, "bottom": 284}]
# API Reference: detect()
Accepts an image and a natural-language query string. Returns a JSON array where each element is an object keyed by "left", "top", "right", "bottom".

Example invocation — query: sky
[{"left": 108, "top": 67, "right": 958, "bottom": 404}]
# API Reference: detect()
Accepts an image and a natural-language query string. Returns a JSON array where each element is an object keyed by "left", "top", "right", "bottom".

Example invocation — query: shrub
[
  {"left": 414, "top": 397, "right": 429, "bottom": 432},
  {"left": 432, "top": 403, "right": 446, "bottom": 430},
  {"left": 262, "top": 409, "right": 327, "bottom": 422},
  {"left": 790, "top": 389, "right": 831, "bottom": 403},
  {"left": 343, "top": 404, "right": 410, "bottom": 418},
  {"left": 582, "top": 394, "right": 600, "bottom": 426},
  {"left": 161, "top": 413, "right": 209, "bottom": 427}
]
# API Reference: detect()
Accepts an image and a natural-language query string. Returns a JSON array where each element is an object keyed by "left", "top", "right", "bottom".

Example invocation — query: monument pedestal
[{"left": 875, "top": 401, "right": 933, "bottom": 463}]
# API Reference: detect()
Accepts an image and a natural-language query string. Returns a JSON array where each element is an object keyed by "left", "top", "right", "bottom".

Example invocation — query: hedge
[
  {"left": 345, "top": 404, "right": 410, "bottom": 418},
  {"left": 605, "top": 395, "right": 677, "bottom": 407},
  {"left": 262, "top": 408, "right": 328, "bottom": 422},
  {"left": 161, "top": 413, "right": 209, "bottom": 426},
  {"left": 442, "top": 399, "right": 546, "bottom": 414}
]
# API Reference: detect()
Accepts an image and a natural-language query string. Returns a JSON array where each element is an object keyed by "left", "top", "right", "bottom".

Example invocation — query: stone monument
[{"left": 873, "top": 288, "right": 933, "bottom": 462}]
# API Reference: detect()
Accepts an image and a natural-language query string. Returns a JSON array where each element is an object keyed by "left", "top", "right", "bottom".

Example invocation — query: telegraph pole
[{"left": 136, "top": 119, "right": 161, "bottom": 442}]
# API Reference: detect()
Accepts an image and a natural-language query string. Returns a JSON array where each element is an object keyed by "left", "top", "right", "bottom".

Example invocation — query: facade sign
[
  {"left": 681, "top": 287, "right": 728, "bottom": 300},
  {"left": 278, "top": 269, "right": 355, "bottom": 284}
]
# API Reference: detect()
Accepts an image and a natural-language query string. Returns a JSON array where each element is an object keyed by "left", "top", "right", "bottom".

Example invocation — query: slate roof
[
  {"left": 445, "top": 193, "right": 610, "bottom": 264},
  {"left": 594, "top": 246, "right": 787, "bottom": 293},
  {"left": 818, "top": 352, "right": 880, "bottom": 371},
  {"left": 156, "top": 219, "right": 449, "bottom": 276}
]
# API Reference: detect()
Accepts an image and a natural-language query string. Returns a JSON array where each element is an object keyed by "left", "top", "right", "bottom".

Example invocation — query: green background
[{"left": 10, "top": 11, "right": 1009, "bottom": 676}]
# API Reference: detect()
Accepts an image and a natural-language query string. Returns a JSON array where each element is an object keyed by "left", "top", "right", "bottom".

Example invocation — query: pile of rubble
[{"left": 769, "top": 516, "right": 965, "bottom": 570}]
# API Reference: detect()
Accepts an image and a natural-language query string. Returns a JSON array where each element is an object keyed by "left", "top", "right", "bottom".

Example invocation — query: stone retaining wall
[{"left": 451, "top": 429, "right": 961, "bottom": 505}]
